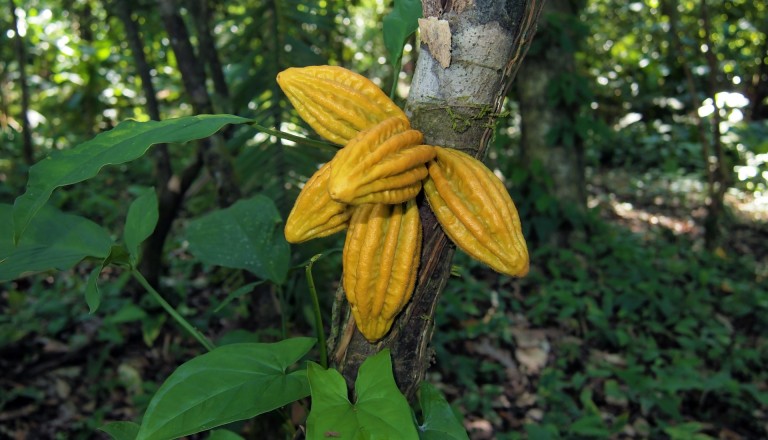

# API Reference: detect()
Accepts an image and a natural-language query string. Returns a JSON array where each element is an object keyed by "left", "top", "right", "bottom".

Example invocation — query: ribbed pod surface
[
  {"left": 277, "top": 66, "right": 409, "bottom": 145},
  {"left": 424, "top": 147, "right": 529, "bottom": 277},
  {"left": 328, "top": 117, "right": 435, "bottom": 205},
  {"left": 284, "top": 161, "right": 351, "bottom": 243},
  {"left": 342, "top": 200, "right": 421, "bottom": 341}
]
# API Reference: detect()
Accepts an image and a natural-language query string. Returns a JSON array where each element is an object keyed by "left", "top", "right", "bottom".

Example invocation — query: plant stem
[
  {"left": 306, "top": 253, "right": 328, "bottom": 368},
  {"left": 131, "top": 269, "right": 216, "bottom": 352}
]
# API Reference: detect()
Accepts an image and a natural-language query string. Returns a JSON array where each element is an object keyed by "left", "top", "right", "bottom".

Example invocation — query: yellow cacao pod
[
  {"left": 277, "top": 66, "right": 409, "bottom": 145},
  {"left": 343, "top": 200, "right": 421, "bottom": 342},
  {"left": 284, "top": 161, "right": 351, "bottom": 243},
  {"left": 328, "top": 117, "right": 435, "bottom": 205},
  {"left": 424, "top": 147, "right": 529, "bottom": 277}
]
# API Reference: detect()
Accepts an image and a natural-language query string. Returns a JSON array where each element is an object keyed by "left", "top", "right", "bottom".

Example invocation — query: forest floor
[{"left": 0, "top": 169, "right": 766, "bottom": 439}]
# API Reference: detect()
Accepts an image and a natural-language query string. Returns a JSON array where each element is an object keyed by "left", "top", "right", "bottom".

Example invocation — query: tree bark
[
  {"left": 113, "top": 0, "right": 205, "bottom": 286},
  {"left": 188, "top": 0, "right": 230, "bottom": 109},
  {"left": 516, "top": 0, "right": 586, "bottom": 244},
  {"left": 329, "top": 0, "right": 543, "bottom": 400},
  {"left": 664, "top": 0, "right": 727, "bottom": 248},
  {"left": 700, "top": 0, "right": 727, "bottom": 248},
  {"left": 114, "top": 0, "right": 172, "bottom": 182},
  {"left": 158, "top": 0, "right": 241, "bottom": 208},
  {"left": 9, "top": 0, "right": 34, "bottom": 165}
]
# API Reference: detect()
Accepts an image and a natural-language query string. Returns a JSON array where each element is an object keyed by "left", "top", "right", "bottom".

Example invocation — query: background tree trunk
[
  {"left": 9, "top": 0, "right": 33, "bottom": 165},
  {"left": 329, "top": 0, "right": 544, "bottom": 400},
  {"left": 516, "top": 0, "right": 587, "bottom": 245},
  {"left": 158, "top": 0, "right": 241, "bottom": 209}
]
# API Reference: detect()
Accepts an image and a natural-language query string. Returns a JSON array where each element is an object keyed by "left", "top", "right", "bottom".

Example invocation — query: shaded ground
[{"left": 439, "top": 170, "right": 767, "bottom": 439}]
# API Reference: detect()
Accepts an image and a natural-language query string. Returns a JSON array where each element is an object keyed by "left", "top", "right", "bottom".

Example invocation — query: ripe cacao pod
[
  {"left": 284, "top": 161, "right": 351, "bottom": 243},
  {"left": 328, "top": 117, "right": 435, "bottom": 205},
  {"left": 277, "top": 66, "right": 409, "bottom": 145},
  {"left": 343, "top": 200, "right": 421, "bottom": 341},
  {"left": 424, "top": 147, "right": 529, "bottom": 277}
]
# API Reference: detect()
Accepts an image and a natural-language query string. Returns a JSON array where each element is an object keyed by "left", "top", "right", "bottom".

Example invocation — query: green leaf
[
  {"left": 664, "top": 423, "right": 714, "bottom": 440},
  {"left": 568, "top": 415, "right": 610, "bottom": 437},
  {"left": 137, "top": 338, "right": 315, "bottom": 440},
  {"left": 525, "top": 423, "right": 560, "bottom": 440},
  {"left": 383, "top": 0, "right": 422, "bottom": 65},
  {"left": 85, "top": 266, "right": 102, "bottom": 313},
  {"left": 13, "top": 114, "right": 251, "bottom": 242},
  {"left": 0, "top": 203, "right": 112, "bottom": 282},
  {"left": 214, "top": 280, "right": 266, "bottom": 313},
  {"left": 84, "top": 245, "right": 132, "bottom": 314},
  {"left": 186, "top": 196, "right": 290, "bottom": 284},
  {"left": 125, "top": 187, "right": 159, "bottom": 266},
  {"left": 104, "top": 304, "right": 147, "bottom": 325},
  {"left": 207, "top": 429, "right": 246, "bottom": 440},
  {"left": 306, "top": 350, "right": 419, "bottom": 440},
  {"left": 99, "top": 421, "right": 140, "bottom": 440},
  {"left": 141, "top": 314, "right": 167, "bottom": 347},
  {"left": 417, "top": 382, "right": 468, "bottom": 440}
]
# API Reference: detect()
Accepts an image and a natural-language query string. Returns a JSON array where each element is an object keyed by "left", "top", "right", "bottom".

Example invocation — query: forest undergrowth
[{"left": 0, "top": 168, "right": 766, "bottom": 440}]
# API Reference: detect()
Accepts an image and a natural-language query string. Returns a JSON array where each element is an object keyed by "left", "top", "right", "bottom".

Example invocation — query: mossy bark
[{"left": 328, "top": 0, "right": 544, "bottom": 401}]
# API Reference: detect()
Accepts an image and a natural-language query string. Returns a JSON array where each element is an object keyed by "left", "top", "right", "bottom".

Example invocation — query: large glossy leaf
[
  {"left": 186, "top": 196, "right": 290, "bottom": 284},
  {"left": 306, "top": 350, "right": 418, "bottom": 440},
  {"left": 0, "top": 203, "right": 112, "bottom": 281},
  {"left": 137, "top": 338, "right": 315, "bottom": 440},
  {"left": 13, "top": 114, "right": 252, "bottom": 242},
  {"left": 417, "top": 382, "right": 469, "bottom": 440},
  {"left": 124, "top": 187, "right": 159, "bottom": 266},
  {"left": 383, "top": 0, "right": 422, "bottom": 65}
]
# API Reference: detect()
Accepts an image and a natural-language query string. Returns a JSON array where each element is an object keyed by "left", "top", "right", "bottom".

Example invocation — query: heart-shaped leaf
[
  {"left": 306, "top": 349, "right": 418, "bottom": 439},
  {"left": 137, "top": 338, "right": 315, "bottom": 440}
]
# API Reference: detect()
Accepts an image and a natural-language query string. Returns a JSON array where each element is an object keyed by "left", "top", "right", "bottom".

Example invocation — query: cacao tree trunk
[{"left": 329, "top": 0, "right": 544, "bottom": 400}]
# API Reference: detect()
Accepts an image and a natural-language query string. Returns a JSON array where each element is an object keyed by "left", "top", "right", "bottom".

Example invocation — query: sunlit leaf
[{"left": 13, "top": 114, "right": 252, "bottom": 242}]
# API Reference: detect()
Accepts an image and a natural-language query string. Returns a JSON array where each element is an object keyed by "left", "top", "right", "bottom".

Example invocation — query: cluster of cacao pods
[{"left": 278, "top": 66, "right": 529, "bottom": 342}]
